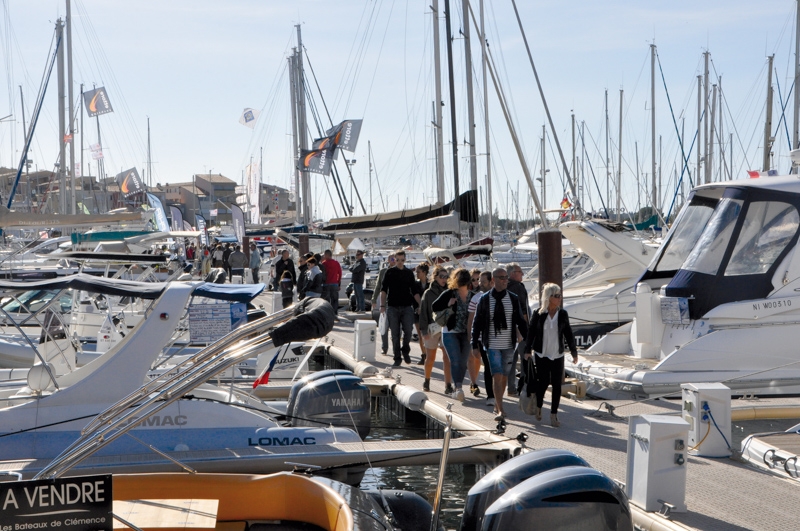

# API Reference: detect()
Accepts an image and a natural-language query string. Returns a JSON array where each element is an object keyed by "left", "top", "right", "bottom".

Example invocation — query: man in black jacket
[
  {"left": 506, "top": 262, "right": 529, "bottom": 396},
  {"left": 275, "top": 250, "right": 296, "bottom": 291},
  {"left": 379, "top": 250, "right": 421, "bottom": 366},
  {"left": 349, "top": 250, "right": 367, "bottom": 312},
  {"left": 471, "top": 268, "right": 528, "bottom": 420}
]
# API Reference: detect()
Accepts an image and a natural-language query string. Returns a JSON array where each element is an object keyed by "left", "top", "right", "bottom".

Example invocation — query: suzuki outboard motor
[
  {"left": 460, "top": 448, "right": 590, "bottom": 531},
  {"left": 287, "top": 371, "right": 371, "bottom": 439},
  {"left": 482, "top": 467, "right": 633, "bottom": 531}
]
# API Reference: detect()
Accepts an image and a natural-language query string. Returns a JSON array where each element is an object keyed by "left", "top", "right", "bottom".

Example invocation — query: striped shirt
[{"left": 488, "top": 291, "right": 515, "bottom": 349}]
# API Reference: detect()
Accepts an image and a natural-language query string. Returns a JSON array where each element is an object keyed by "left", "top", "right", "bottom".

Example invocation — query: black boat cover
[{"left": 270, "top": 297, "right": 335, "bottom": 347}]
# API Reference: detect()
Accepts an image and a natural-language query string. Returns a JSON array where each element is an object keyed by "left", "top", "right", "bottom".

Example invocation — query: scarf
[{"left": 491, "top": 288, "right": 508, "bottom": 335}]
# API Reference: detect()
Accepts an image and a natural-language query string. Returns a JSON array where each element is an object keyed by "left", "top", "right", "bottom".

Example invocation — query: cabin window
[
  {"left": 654, "top": 200, "right": 716, "bottom": 272},
  {"left": 682, "top": 198, "right": 743, "bottom": 275},
  {"left": 725, "top": 201, "right": 799, "bottom": 276}
]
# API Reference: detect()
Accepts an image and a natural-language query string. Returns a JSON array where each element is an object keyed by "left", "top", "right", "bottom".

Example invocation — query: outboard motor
[
  {"left": 482, "top": 467, "right": 633, "bottom": 531},
  {"left": 287, "top": 371, "right": 370, "bottom": 439},
  {"left": 286, "top": 369, "right": 352, "bottom": 406},
  {"left": 460, "top": 448, "right": 590, "bottom": 531},
  {"left": 365, "top": 490, "right": 441, "bottom": 531}
]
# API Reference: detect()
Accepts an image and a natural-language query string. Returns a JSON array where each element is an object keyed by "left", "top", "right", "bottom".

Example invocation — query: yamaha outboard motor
[
  {"left": 286, "top": 369, "right": 352, "bottom": 406},
  {"left": 460, "top": 448, "right": 590, "bottom": 531},
  {"left": 287, "top": 371, "right": 371, "bottom": 439},
  {"left": 482, "top": 467, "right": 633, "bottom": 531}
]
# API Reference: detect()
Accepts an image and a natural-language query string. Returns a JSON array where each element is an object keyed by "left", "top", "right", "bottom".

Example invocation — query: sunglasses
[
  {"left": 471, "top": 278, "right": 480, "bottom": 282},
  {"left": 553, "top": 294, "right": 562, "bottom": 298},
  {"left": 494, "top": 275, "right": 508, "bottom": 280},
  {"left": 437, "top": 274, "right": 449, "bottom": 279}
]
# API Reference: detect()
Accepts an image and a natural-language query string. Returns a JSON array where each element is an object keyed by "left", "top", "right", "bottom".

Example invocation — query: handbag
[
  {"left": 432, "top": 306, "right": 453, "bottom": 327},
  {"left": 518, "top": 356, "right": 538, "bottom": 415},
  {"left": 378, "top": 312, "right": 388, "bottom": 336}
]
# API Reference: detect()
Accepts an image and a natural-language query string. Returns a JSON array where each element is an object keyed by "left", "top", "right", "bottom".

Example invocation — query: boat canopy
[
  {"left": 192, "top": 282, "right": 266, "bottom": 303},
  {"left": 0, "top": 273, "right": 267, "bottom": 303},
  {"left": 424, "top": 238, "right": 493, "bottom": 263},
  {"left": 58, "top": 251, "right": 169, "bottom": 263},
  {"left": 654, "top": 183, "right": 800, "bottom": 319}
]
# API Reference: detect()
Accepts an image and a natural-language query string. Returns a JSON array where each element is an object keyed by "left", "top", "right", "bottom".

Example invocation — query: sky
[{"left": 1, "top": 0, "right": 799, "bottom": 222}]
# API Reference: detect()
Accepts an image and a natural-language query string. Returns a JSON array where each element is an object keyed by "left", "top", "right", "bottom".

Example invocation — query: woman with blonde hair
[
  {"left": 432, "top": 268, "right": 475, "bottom": 401},
  {"left": 418, "top": 264, "right": 452, "bottom": 393},
  {"left": 523, "top": 282, "right": 578, "bottom": 427}
]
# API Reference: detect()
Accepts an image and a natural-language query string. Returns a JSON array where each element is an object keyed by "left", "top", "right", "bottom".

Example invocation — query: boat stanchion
[{"left": 430, "top": 403, "right": 454, "bottom": 531}]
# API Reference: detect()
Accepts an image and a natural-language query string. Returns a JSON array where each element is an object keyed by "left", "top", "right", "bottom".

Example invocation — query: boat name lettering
[
  {"left": 125, "top": 415, "right": 188, "bottom": 427},
  {"left": 1, "top": 480, "right": 106, "bottom": 511},
  {"left": 279, "top": 357, "right": 300, "bottom": 364},
  {"left": 752, "top": 299, "right": 792, "bottom": 311},
  {"left": 248, "top": 437, "right": 316, "bottom": 446},
  {"left": 331, "top": 398, "right": 362, "bottom": 407}
]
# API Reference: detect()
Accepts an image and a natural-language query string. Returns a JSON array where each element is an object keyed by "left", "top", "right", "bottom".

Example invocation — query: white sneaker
[
  {"left": 454, "top": 388, "right": 465, "bottom": 402},
  {"left": 487, "top": 398, "right": 495, "bottom": 407}
]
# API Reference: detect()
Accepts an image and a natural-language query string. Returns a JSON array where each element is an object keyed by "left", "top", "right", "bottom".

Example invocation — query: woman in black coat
[{"left": 524, "top": 282, "right": 577, "bottom": 427}]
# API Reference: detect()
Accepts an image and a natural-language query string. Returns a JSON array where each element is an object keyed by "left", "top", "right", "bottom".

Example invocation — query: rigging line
[
  {"left": 713, "top": 57, "right": 760, "bottom": 173},
  {"left": 303, "top": 49, "right": 366, "bottom": 215},
  {"left": 772, "top": 70, "right": 794, "bottom": 152},
  {"left": 656, "top": 51, "right": 695, "bottom": 191},
  {"left": 355, "top": 0, "right": 397, "bottom": 119},
  {"left": 576, "top": 125, "right": 609, "bottom": 217},
  {"left": 332, "top": 0, "right": 379, "bottom": 115}
]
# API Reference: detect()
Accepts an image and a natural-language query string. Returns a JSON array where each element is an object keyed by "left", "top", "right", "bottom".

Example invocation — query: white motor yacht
[{"left": 570, "top": 173, "right": 800, "bottom": 399}]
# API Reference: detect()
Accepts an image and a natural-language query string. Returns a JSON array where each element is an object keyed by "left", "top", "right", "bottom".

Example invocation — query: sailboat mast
[
  {"left": 651, "top": 44, "right": 657, "bottom": 212},
  {"left": 67, "top": 0, "right": 76, "bottom": 215},
  {"left": 56, "top": 18, "right": 66, "bottom": 215},
  {"left": 288, "top": 52, "right": 301, "bottom": 223},
  {"left": 443, "top": 0, "right": 460, "bottom": 216},
  {"left": 147, "top": 117, "right": 151, "bottom": 188},
  {"left": 697, "top": 75, "right": 702, "bottom": 184},
  {"left": 296, "top": 26, "right": 311, "bottom": 224},
  {"left": 764, "top": 54, "right": 775, "bottom": 172},
  {"left": 462, "top": 0, "right": 478, "bottom": 237},
  {"left": 618, "top": 88, "right": 623, "bottom": 222},
  {"left": 704, "top": 52, "right": 710, "bottom": 184},
  {"left": 604, "top": 89, "right": 610, "bottom": 216},
  {"left": 431, "top": 0, "right": 445, "bottom": 205},
  {"left": 480, "top": 0, "right": 491, "bottom": 237},
  {"left": 709, "top": 84, "right": 717, "bottom": 181},
  {"left": 540, "top": 124, "right": 545, "bottom": 209},
  {"left": 795, "top": 0, "right": 800, "bottom": 159}
]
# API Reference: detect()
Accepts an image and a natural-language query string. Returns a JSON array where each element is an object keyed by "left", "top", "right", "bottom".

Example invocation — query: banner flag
[
  {"left": 239, "top": 108, "right": 260, "bottom": 129},
  {"left": 246, "top": 163, "right": 261, "bottom": 225},
  {"left": 326, "top": 119, "right": 363, "bottom": 152},
  {"left": 170, "top": 206, "right": 184, "bottom": 232},
  {"left": 297, "top": 147, "right": 334, "bottom": 175},
  {"left": 83, "top": 87, "right": 114, "bottom": 117},
  {"left": 183, "top": 220, "right": 192, "bottom": 231},
  {"left": 115, "top": 167, "right": 144, "bottom": 198},
  {"left": 209, "top": 209, "right": 218, "bottom": 217},
  {"left": 231, "top": 203, "right": 245, "bottom": 244},
  {"left": 146, "top": 193, "right": 170, "bottom": 232},
  {"left": 195, "top": 214, "right": 208, "bottom": 246}
]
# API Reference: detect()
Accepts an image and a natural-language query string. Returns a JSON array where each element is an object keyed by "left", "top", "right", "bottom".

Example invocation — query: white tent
[{"left": 347, "top": 237, "right": 366, "bottom": 251}]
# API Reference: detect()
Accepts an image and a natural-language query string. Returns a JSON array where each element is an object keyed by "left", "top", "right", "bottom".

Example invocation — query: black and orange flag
[
  {"left": 83, "top": 87, "right": 114, "bottom": 117},
  {"left": 116, "top": 167, "right": 144, "bottom": 197},
  {"left": 297, "top": 147, "right": 334, "bottom": 175},
  {"left": 325, "top": 119, "right": 362, "bottom": 152}
]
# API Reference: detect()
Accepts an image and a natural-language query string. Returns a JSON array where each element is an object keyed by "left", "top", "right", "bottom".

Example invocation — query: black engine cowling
[{"left": 287, "top": 370, "right": 371, "bottom": 439}]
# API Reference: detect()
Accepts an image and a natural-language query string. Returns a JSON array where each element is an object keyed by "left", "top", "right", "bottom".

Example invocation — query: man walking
[
  {"left": 372, "top": 253, "right": 395, "bottom": 354},
  {"left": 275, "top": 250, "right": 296, "bottom": 289},
  {"left": 297, "top": 252, "right": 312, "bottom": 300},
  {"left": 468, "top": 271, "right": 494, "bottom": 406},
  {"left": 321, "top": 249, "right": 343, "bottom": 316},
  {"left": 249, "top": 243, "right": 262, "bottom": 283},
  {"left": 471, "top": 268, "right": 527, "bottom": 421},
  {"left": 227, "top": 245, "right": 247, "bottom": 283},
  {"left": 506, "top": 263, "right": 530, "bottom": 396},
  {"left": 379, "top": 250, "right": 420, "bottom": 366},
  {"left": 349, "top": 250, "right": 367, "bottom": 312}
]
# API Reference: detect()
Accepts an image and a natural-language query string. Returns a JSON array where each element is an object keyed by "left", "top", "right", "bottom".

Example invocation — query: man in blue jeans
[
  {"left": 471, "top": 268, "right": 528, "bottom": 421},
  {"left": 379, "top": 250, "right": 421, "bottom": 366}
]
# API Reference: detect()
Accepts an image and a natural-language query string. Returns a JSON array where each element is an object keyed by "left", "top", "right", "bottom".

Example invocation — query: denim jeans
[
  {"left": 487, "top": 347, "right": 515, "bottom": 376},
  {"left": 387, "top": 305, "right": 414, "bottom": 361},
  {"left": 324, "top": 284, "right": 339, "bottom": 314},
  {"left": 442, "top": 331, "right": 471, "bottom": 387},
  {"left": 353, "top": 283, "right": 365, "bottom": 312}
]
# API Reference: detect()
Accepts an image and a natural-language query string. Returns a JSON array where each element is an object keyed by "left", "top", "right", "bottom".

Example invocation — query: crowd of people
[{"left": 375, "top": 253, "right": 577, "bottom": 427}]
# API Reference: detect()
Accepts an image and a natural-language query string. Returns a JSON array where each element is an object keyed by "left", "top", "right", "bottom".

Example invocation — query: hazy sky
[{"left": 1, "top": 0, "right": 798, "bottom": 221}]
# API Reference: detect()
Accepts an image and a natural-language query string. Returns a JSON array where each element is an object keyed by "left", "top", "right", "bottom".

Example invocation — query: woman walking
[
  {"left": 523, "top": 283, "right": 578, "bottom": 427},
  {"left": 413, "top": 263, "right": 430, "bottom": 364},
  {"left": 418, "top": 265, "right": 452, "bottom": 394},
  {"left": 432, "top": 268, "right": 475, "bottom": 402}
]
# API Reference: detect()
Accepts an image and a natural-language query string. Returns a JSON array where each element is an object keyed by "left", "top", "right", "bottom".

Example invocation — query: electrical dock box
[
  {"left": 626, "top": 414, "right": 689, "bottom": 513},
  {"left": 681, "top": 382, "right": 732, "bottom": 457},
  {"left": 353, "top": 319, "right": 377, "bottom": 362}
]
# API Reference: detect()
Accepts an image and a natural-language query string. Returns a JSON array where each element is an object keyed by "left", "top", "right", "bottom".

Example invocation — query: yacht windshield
[
  {"left": 725, "top": 201, "right": 799, "bottom": 276},
  {"left": 682, "top": 198, "right": 743, "bottom": 275},
  {"left": 653, "top": 199, "right": 716, "bottom": 272}
]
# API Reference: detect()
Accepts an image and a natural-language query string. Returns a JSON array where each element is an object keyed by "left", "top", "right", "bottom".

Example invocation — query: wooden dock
[{"left": 329, "top": 314, "right": 800, "bottom": 531}]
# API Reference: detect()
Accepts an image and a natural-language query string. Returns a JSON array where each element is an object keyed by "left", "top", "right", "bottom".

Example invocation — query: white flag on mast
[
  {"left": 239, "top": 108, "right": 260, "bottom": 129},
  {"left": 246, "top": 163, "right": 261, "bottom": 225}
]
